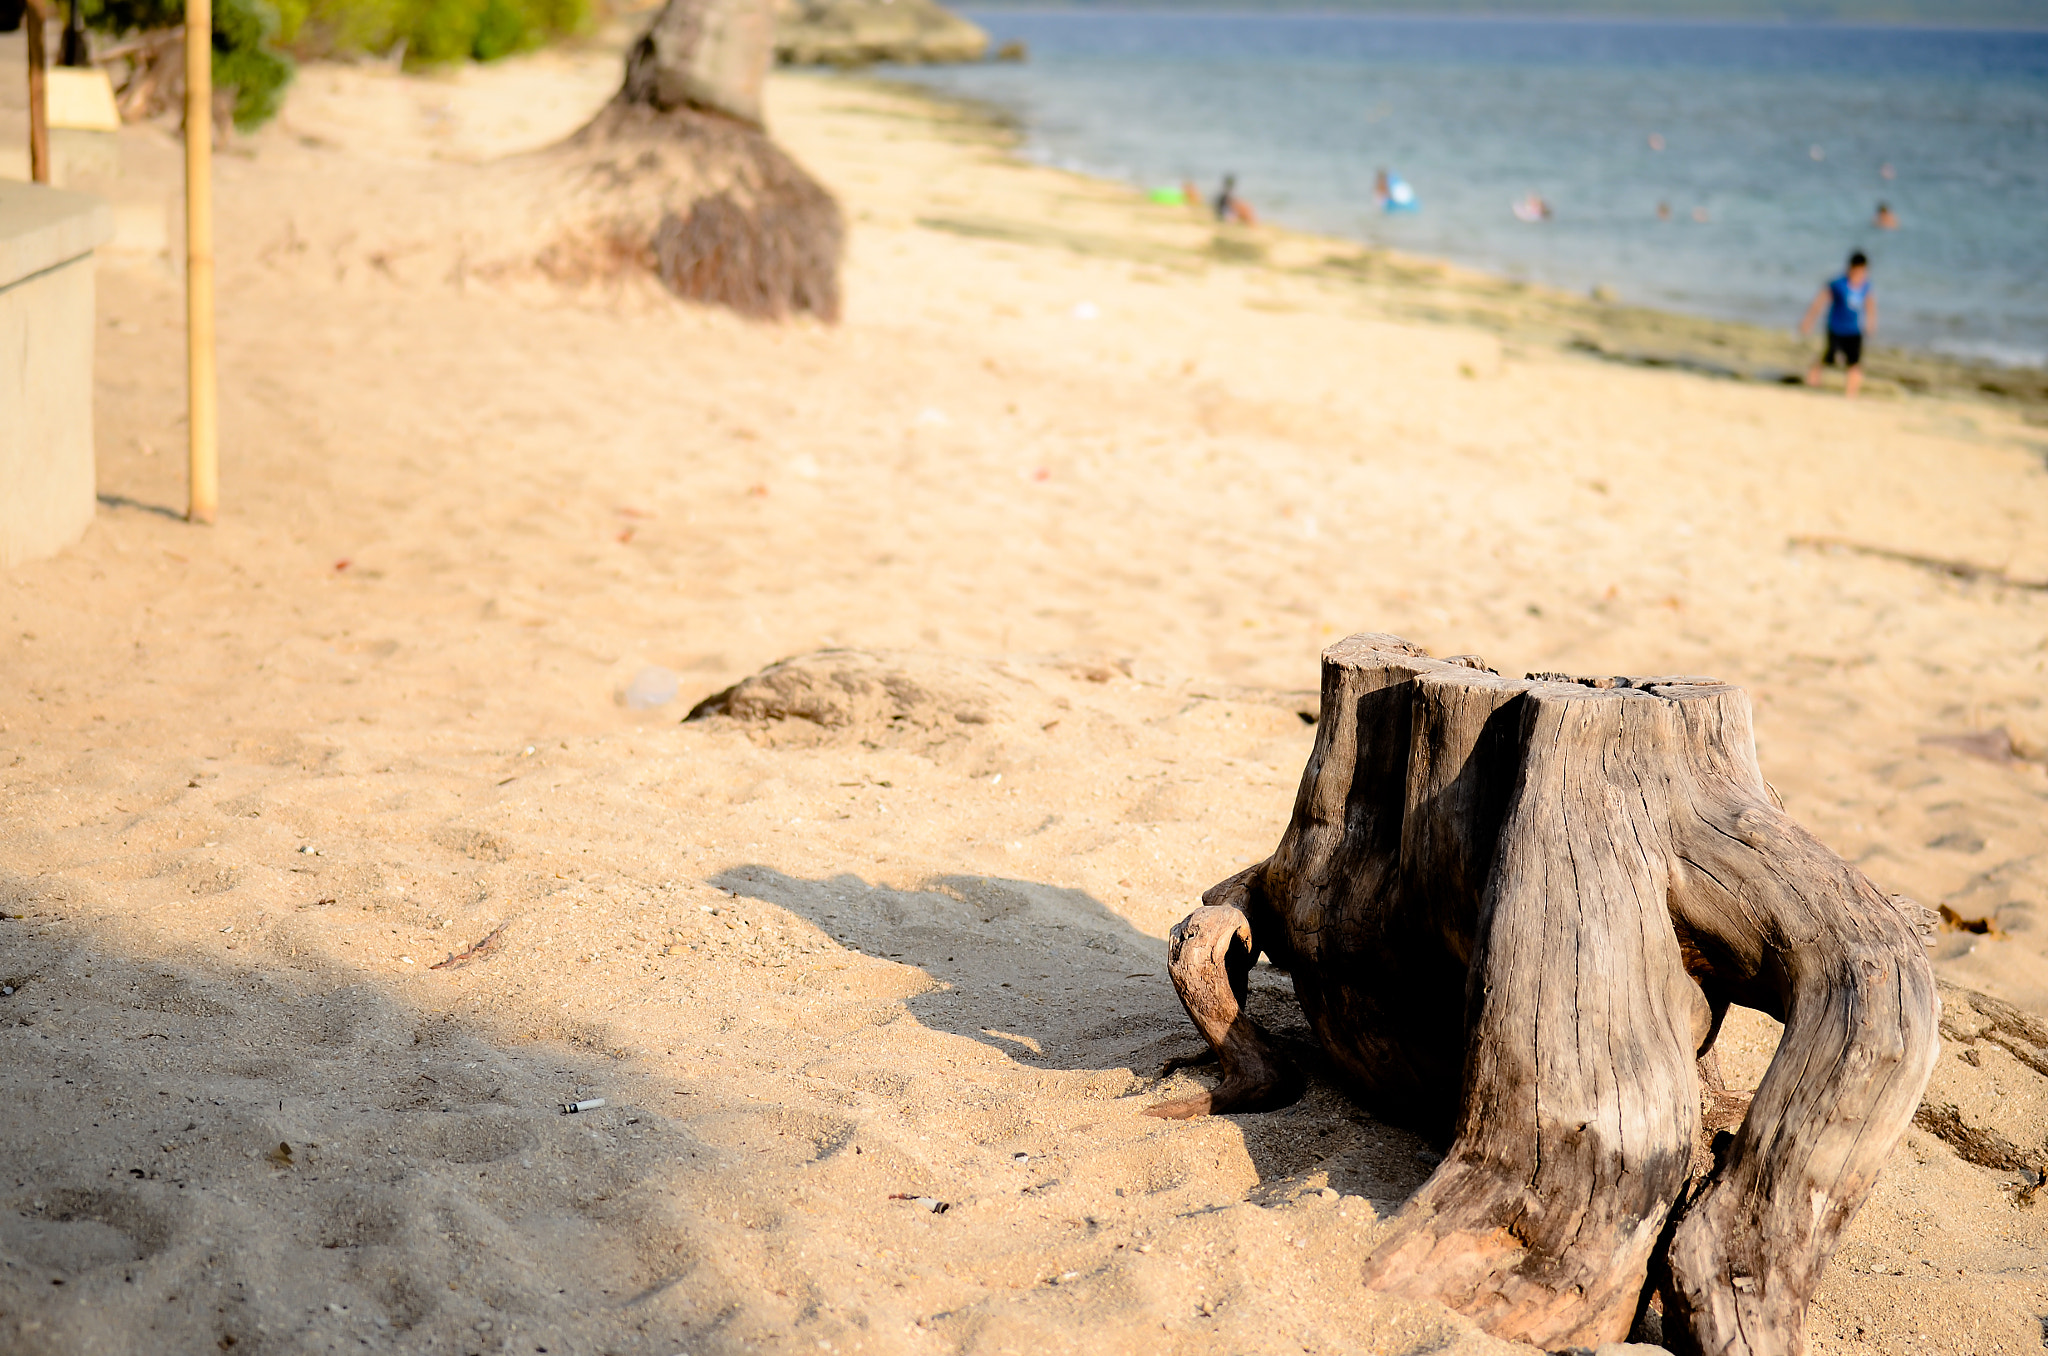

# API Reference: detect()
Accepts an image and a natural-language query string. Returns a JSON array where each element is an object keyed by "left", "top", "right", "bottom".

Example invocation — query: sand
[{"left": 4, "top": 32, "right": 2048, "bottom": 1356}]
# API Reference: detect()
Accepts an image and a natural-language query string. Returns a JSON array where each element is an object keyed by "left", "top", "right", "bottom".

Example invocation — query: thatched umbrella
[{"left": 532, "top": 0, "right": 843, "bottom": 321}]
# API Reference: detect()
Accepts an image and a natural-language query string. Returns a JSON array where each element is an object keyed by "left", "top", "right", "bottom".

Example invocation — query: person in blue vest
[{"left": 1800, "top": 250, "right": 1877, "bottom": 398}]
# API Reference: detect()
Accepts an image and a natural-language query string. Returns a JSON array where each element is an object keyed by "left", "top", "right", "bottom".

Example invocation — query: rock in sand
[{"left": 774, "top": 0, "right": 990, "bottom": 67}]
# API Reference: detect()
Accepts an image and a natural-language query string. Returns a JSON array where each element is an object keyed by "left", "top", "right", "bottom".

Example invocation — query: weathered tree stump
[
  {"left": 533, "top": 0, "right": 843, "bottom": 320},
  {"left": 1150, "top": 634, "right": 1938, "bottom": 1356}
]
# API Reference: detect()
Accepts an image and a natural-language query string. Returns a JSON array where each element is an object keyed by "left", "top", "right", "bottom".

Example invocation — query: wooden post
[
  {"left": 24, "top": 0, "right": 49, "bottom": 184},
  {"left": 184, "top": 0, "right": 217, "bottom": 523},
  {"left": 1151, "top": 634, "right": 1940, "bottom": 1355}
]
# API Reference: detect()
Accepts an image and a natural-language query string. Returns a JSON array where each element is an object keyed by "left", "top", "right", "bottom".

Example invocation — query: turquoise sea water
[{"left": 887, "top": 11, "right": 2048, "bottom": 367}]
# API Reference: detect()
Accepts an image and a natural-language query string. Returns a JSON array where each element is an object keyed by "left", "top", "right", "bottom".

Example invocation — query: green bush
[
  {"left": 269, "top": 0, "right": 589, "bottom": 64},
  {"left": 84, "top": 0, "right": 591, "bottom": 131},
  {"left": 84, "top": 0, "right": 296, "bottom": 131},
  {"left": 211, "top": 0, "right": 293, "bottom": 128}
]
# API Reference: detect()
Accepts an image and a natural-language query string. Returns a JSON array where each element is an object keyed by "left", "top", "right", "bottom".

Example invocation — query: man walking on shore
[{"left": 1801, "top": 251, "right": 1876, "bottom": 397}]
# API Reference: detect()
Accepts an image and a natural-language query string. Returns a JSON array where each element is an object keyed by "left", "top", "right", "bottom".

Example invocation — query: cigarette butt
[{"left": 563, "top": 1098, "right": 606, "bottom": 1114}]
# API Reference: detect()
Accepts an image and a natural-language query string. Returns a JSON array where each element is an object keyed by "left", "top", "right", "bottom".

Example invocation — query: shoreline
[
  {"left": 950, "top": 7, "right": 2048, "bottom": 35},
  {"left": 840, "top": 66, "right": 2048, "bottom": 411}
]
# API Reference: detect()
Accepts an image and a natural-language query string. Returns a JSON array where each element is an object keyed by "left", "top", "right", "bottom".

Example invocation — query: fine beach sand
[{"left": 6, "top": 32, "right": 2048, "bottom": 1356}]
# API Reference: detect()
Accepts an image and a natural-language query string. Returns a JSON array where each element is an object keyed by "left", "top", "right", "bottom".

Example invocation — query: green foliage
[
  {"left": 267, "top": 0, "right": 589, "bottom": 64},
  {"left": 212, "top": 0, "right": 294, "bottom": 129},
  {"left": 83, "top": 0, "right": 296, "bottom": 131},
  {"left": 82, "top": 0, "right": 591, "bottom": 130},
  {"left": 80, "top": 0, "right": 183, "bottom": 36}
]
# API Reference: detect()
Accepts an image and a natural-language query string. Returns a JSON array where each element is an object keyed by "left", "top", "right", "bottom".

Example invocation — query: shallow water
[{"left": 889, "top": 10, "right": 2048, "bottom": 367}]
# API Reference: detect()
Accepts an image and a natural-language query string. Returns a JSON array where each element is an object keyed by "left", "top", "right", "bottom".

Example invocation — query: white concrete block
[
  {"left": 1, "top": 181, "right": 113, "bottom": 567},
  {"left": 46, "top": 68, "right": 122, "bottom": 133}
]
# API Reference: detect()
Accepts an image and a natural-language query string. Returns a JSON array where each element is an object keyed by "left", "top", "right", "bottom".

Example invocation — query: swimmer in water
[
  {"left": 1212, "top": 175, "right": 1257, "bottom": 226},
  {"left": 1801, "top": 250, "right": 1877, "bottom": 398},
  {"left": 1375, "top": 169, "right": 1418, "bottom": 213},
  {"left": 1874, "top": 201, "right": 1899, "bottom": 230}
]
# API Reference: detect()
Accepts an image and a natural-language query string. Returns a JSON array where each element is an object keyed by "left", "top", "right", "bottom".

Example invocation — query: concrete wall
[{"left": 2, "top": 183, "right": 113, "bottom": 568}]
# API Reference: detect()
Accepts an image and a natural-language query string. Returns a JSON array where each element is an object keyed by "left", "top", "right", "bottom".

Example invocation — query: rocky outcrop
[{"left": 773, "top": 0, "right": 990, "bottom": 67}]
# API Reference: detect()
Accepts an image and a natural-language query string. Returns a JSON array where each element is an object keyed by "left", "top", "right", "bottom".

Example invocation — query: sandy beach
[{"left": 4, "top": 32, "right": 2048, "bottom": 1355}]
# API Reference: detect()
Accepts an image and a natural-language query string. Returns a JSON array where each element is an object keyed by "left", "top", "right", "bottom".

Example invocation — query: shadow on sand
[
  {"left": 709, "top": 864, "right": 1441, "bottom": 1210},
  {"left": 94, "top": 493, "right": 186, "bottom": 522},
  {"left": 0, "top": 859, "right": 1441, "bottom": 1354},
  {"left": 0, "top": 897, "right": 783, "bottom": 1356}
]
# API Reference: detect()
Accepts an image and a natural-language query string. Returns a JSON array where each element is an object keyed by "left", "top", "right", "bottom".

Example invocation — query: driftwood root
[
  {"left": 544, "top": 102, "right": 843, "bottom": 322},
  {"left": 1144, "top": 903, "right": 1302, "bottom": 1119}
]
